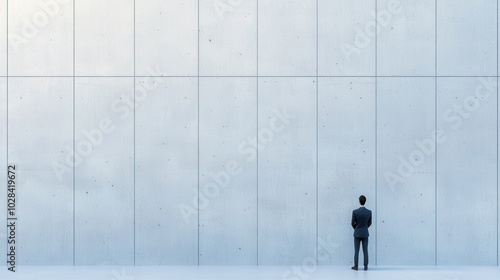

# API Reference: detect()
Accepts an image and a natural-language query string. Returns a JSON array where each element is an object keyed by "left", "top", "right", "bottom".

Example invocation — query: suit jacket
[{"left": 351, "top": 206, "right": 372, "bottom": 238}]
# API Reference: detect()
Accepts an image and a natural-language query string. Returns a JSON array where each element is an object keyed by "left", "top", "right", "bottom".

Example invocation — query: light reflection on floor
[{"left": 1, "top": 266, "right": 499, "bottom": 280}]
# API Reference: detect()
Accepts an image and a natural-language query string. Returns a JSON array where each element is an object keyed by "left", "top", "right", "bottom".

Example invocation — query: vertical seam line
[
  {"left": 72, "top": 0, "right": 76, "bottom": 266},
  {"left": 435, "top": 0, "right": 438, "bottom": 266},
  {"left": 256, "top": 0, "right": 259, "bottom": 266},
  {"left": 197, "top": 0, "right": 200, "bottom": 266},
  {"left": 133, "top": 0, "right": 136, "bottom": 266},
  {"left": 316, "top": 0, "right": 319, "bottom": 267},
  {"left": 374, "top": 0, "right": 378, "bottom": 266}
]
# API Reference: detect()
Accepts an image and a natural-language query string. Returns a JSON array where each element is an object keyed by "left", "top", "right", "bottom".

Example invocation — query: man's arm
[
  {"left": 367, "top": 211, "right": 372, "bottom": 228},
  {"left": 351, "top": 211, "right": 356, "bottom": 229}
]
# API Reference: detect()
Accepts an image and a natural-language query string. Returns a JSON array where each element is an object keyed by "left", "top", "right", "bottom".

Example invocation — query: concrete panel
[
  {"left": 258, "top": 1, "right": 316, "bottom": 76},
  {"left": 75, "top": 0, "right": 133, "bottom": 76},
  {"left": 199, "top": 0, "right": 257, "bottom": 76},
  {"left": 0, "top": 78, "right": 6, "bottom": 267},
  {"left": 8, "top": 0, "right": 73, "bottom": 76},
  {"left": 135, "top": 78, "right": 198, "bottom": 265},
  {"left": 377, "top": 78, "right": 436, "bottom": 265},
  {"left": 317, "top": 77, "right": 375, "bottom": 266},
  {"left": 8, "top": 77, "right": 73, "bottom": 265},
  {"left": 437, "top": 0, "right": 496, "bottom": 76},
  {"left": 437, "top": 77, "right": 497, "bottom": 265},
  {"left": 377, "top": 0, "right": 434, "bottom": 76},
  {"left": 0, "top": 0, "right": 5, "bottom": 76},
  {"left": 199, "top": 78, "right": 257, "bottom": 265},
  {"left": 74, "top": 78, "right": 134, "bottom": 265},
  {"left": 318, "top": 0, "right": 375, "bottom": 76},
  {"left": 258, "top": 78, "right": 316, "bottom": 265},
  {"left": 136, "top": 0, "right": 198, "bottom": 77}
]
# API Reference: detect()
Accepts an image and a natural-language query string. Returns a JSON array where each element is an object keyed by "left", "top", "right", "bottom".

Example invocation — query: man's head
[{"left": 359, "top": 195, "right": 366, "bottom": 206}]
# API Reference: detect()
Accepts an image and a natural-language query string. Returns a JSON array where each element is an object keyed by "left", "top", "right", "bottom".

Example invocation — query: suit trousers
[{"left": 354, "top": 237, "right": 368, "bottom": 267}]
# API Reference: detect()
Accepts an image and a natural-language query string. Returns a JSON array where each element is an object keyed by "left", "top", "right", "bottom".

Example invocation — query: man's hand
[{"left": 351, "top": 212, "right": 357, "bottom": 229}]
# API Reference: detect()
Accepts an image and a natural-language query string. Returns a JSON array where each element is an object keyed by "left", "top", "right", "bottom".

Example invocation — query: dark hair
[{"left": 359, "top": 195, "right": 366, "bottom": 205}]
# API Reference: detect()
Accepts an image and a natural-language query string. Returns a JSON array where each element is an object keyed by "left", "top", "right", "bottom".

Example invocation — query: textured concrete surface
[{"left": 1, "top": 0, "right": 500, "bottom": 267}]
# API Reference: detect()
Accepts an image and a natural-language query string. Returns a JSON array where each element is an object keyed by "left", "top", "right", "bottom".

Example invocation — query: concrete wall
[
  {"left": 1, "top": 77, "right": 6, "bottom": 267},
  {"left": 135, "top": 78, "right": 198, "bottom": 265},
  {"left": 199, "top": 78, "right": 257, "bottom": 265},
  {"left": 9, "top": 78, "right": 74, "bottom": 265},
  {"left": 74, "top": 78, "right": 135, "bottom": 265},
  {"left": 1, "top": 0, "right": 500, "bottom": 266},
  {"left": 318, "top": 77, "right": 376, "bottom": 265},
  {"left": 437, "top": 78, "right": 497, "bottom": 265},
  {"left": 377, "top": 78, "right": 436, "bottom": 265},
  {"left": 258, "top": 78, "right": 317, "bottom": 265}
]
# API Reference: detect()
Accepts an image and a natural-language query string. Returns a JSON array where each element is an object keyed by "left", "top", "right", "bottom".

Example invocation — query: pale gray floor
[{"left": 0, "top": 266, "right": 499, "bottom": 280}]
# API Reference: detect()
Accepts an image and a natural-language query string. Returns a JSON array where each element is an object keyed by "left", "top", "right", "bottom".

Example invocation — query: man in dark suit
[{"left": 351, "top": 195, "right": 372, "bottom": 271}]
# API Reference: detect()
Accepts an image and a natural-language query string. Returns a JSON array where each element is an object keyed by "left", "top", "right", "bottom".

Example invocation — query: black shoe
[
  {"left": 364, "top": 266, "right": 368, "bottom": 271},
  {"left": 351, "top": 266, "right": 358, "bottom": 270}
]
